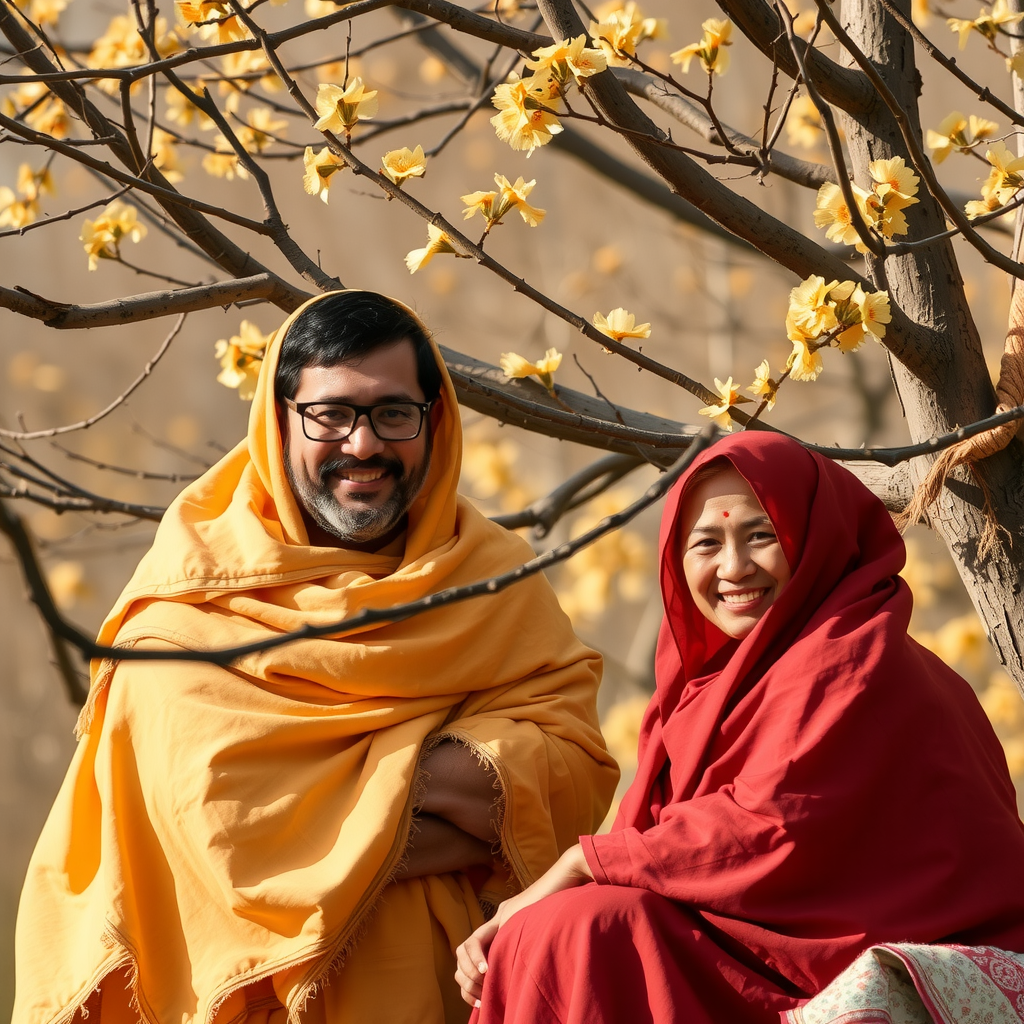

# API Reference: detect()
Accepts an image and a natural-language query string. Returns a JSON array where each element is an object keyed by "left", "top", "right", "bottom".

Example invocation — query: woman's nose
[{"left": 719, "top": 542, "right": 754, "bottom": 579}]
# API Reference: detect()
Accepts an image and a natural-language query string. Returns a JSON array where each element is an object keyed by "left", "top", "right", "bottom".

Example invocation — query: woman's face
[{"left": 680, "top": 466, "right": 792, "bottom": 639}]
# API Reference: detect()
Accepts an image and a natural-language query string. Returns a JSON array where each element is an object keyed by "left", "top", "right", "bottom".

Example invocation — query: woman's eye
[{"left": 689, "top": 537, "right": 718, "bottom": 551}]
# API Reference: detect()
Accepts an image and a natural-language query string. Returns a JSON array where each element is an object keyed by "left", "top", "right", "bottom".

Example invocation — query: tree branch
[
  {"left": 613, "top": 67, "right": 835, "bottom": 190},
  {"left": 715, "top": 0, "right": 876, "bottom": 114},
  {"left": 0, "top": 275, "right": 287, "bottom": 328},
  {"left": 0, "top": 315, "right": 184, "bottom": 439},
  {"left": 0, "top": 499, "right": 88, "bottom": 704},
  {"left": 10, "top": 430, "right": 719, "bottom": 673}
]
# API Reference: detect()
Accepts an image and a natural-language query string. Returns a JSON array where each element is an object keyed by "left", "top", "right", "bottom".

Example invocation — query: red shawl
[{"left": 580, "top": 431, "right": 1024, "bottom": 995}]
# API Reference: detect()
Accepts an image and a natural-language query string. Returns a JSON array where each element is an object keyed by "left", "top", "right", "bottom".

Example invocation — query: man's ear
[
  {"left": 275, "top": 399, "right": 289, "bottom": 442},
  {"left": 429, "top": 395, "right": 444, "bottom": 432}
]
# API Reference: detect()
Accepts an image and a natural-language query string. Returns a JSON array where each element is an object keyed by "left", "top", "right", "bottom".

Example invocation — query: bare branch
[
  {"left": 874, "top": 0, "right": 1024, "bottom": 129},
  {"left": 0, "top": 499, "right": 88, "bottom": 704},
  {"left": 9, "top": 430, "right": 719, "bottom": 671},
  {"left": 491, "top": 453, "right": 644, "bottom": 534},
  {"left": 0, "top": 274, "right": 284, "bottom": 328},
  {"left": 716, "top": 0, "right": 875, "bottom": 114},
  {"left": 613, "top": 66, "right": 835, "bottom": 189},
  {"left": 392, "top": 0, "right": 551, "bottom": 52},
  {"left": 0, "top": 315, "right": 184, "bottom": 440}
]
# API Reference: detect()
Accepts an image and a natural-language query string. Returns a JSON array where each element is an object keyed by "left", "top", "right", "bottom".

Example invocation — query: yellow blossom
[
  {"left": 490, "top": 74, "right": 563, "bottom": 154},
  {"left": 47, "top": 560, "right": 91, "bottom": 609},
  {"left": 830, "top": 282, "right": 892, "bottom": 352},
  {"left": 79, "top": 199, "right": 147, "bottom": 270},
  {"left": 462, "top": 174, "right": 545, "bottom": 229},
  {"left": 927, "top": 111, "right": 999, "bottom": 163},
  {"left": 165, "top": 83, "right": 214, "bottom": 130},
  {"left": 313, "top": 78, "right": 378, "bottom": 135},
  {"left": 16, "top": 163, "right": 53, "bottom": 202},
  {"left": 813, "top": 180, "right": 880, "bottom": 251},
  {"left": 202, "top": 149, "right": 243, "bottom": 179},
  {"left": 0, "top": 187, "right": 37, "bottom": 229},
  {"left": 595, "top": 1, "right": 665, "bottom": 40},
  {"left": 380, "top": 145, "right": 427, "bottom": 186},
  {"left": 302, "top": 146, "right": 345, "bottom": 203},
  {"left": 601, "top": 694, "right": 650, "bottom": 769},
  {"left": 787, "top": 336, "right": 824, "bottom": 382},
  {"left": 671, "top": 18, "right": 733, "bottom": 75},
  {"left": 176, "top": 0, "right": 247, "bottom": 43},
  {"left": 965, "top": 192, "right": 1006, "bottom": 219},
  {"left": 980, "top": 671, "right": 1024, "bottom": 728},
  {"left": 151, "top": 128, "right": 184, "bottom": 182},
  {"left": 236, "top": 107, "right": 287, "bottom": 152},
  {"left": 912, "top": 0, "right": 931, "bottom": 26},
  {"left": 698, "top": 376, "right": 751, "bottom": 430},
  {"left": 786, "top": 95, "right": 824, "bottom": 149},
  {"left": 405, "top": 223, "right": 457, "bottom": 273},
  {"left": 4, "top": 82, "right": 70, "bottom": 139},
  {"left": 306, "top": 0, "right": 336, "bottom": 16},
  {"left": 461, "top": 438, "right": 521, "bottom": 502},
  {"left": 219, "top": 49, "right": 281, "bottom": 94},
  {"left": 930, "top": 612, "right": 990, "bottom": 671},
  {"left": 592, "top": 307, "right": 651, "bottom": 343},
  {"left": 89, "top": 15, "right": 179, "bottom": 92},
  {"left": 499, "top": 348, "right": 562, "bottom": 392},
  {"left": 526, "top": 35, "right": 608, "bottom": 87},
  {"left": 589, "top": 1, "right": 663, "bottom": 65},
  {"left": 786, "top": 274, "right": 839, "bottom": 339},
  {"left": 14, "top": 0, "right": 67, "bottom": 27},
  {"left": 1008, "top": 51, "right": 1024, "bottom": 76},
  {"left": 214, "top": 321, "right": 273, "bottom": 400},
  {"left": 747, "top": 359, "right": 778, "bottom": 410},
  {"left": 975, "top": 140, "right": 1024, "bottom": 210},
  {"left": 948, "top": 0, "right": 1023, "bottom": 49}
]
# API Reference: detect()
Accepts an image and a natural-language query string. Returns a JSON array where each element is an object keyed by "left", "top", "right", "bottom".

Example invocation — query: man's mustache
[{"left": 317, "top": 455, "right": 404, "bottom": 485}]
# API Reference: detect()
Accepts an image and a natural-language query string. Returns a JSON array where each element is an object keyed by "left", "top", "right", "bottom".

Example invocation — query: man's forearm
[
  {"left": 417, "top": 740, "right": 499, "bottom": 843},
  {"left": 395, "top": 813, "right": 494, "bottom": 879}
]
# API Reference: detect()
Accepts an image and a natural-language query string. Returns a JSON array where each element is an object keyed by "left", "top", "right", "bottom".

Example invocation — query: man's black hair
[{"left": 274, "top": 292, "right": 443, "bottom": 402}]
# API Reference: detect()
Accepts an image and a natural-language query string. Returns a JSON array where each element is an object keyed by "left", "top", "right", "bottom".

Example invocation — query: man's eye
[
  {"left": 311, "top": 406, "right": 352, "bottom": 424},
  {"left": 377, "top": 405, "right": 415, "bottom": 423}
]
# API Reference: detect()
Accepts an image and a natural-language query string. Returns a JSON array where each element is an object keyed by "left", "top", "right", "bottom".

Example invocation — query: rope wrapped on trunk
[{"left": 896, "top": 283, "right": 1024, "bottom": 554}]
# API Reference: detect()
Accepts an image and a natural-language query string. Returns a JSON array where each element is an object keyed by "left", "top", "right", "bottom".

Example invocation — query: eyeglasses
[{"left": 283, "top": 398, "right": 432, "bottom": 442}]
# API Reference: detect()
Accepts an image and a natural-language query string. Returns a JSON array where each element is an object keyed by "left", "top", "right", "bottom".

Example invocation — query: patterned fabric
[{"left": 785, "top": 943, "right": 1024, "bottom": 1024}]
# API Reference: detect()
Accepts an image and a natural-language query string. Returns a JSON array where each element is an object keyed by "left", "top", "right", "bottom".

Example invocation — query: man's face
[{"left": 280, "top": 339, "right": 435, "bottom": 550}]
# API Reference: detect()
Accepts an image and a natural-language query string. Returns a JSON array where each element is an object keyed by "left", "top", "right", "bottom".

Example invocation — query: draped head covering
[
  {"left": 582, "top": 431, "right": 1024, "bottom": 997},
  {"left": 16, "top": 291, "right": 617, "bottom": 1024}
]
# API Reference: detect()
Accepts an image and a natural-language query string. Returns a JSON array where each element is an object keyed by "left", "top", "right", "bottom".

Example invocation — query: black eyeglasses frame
[{"left": 283, "top": 398, "right": 433, "bottom": 442}]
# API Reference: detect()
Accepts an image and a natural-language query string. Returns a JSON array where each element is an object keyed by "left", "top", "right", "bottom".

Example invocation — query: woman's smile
[{"left": 680, "top": 467, "right": 792, "bottom": 639}]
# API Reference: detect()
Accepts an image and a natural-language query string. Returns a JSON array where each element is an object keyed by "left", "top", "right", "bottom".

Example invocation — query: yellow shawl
[{"left": 15, "top": 293, "right": 617, "bottom": 1024}]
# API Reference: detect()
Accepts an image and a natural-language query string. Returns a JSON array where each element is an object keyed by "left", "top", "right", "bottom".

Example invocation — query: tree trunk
[{"left": 840, "top": 0, "right": 1024, "bottom": 688}]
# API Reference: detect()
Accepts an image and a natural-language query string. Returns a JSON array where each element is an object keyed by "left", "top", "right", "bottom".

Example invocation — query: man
[{"left": 15, "top": 292, "right": 618, "bottom": 1024}]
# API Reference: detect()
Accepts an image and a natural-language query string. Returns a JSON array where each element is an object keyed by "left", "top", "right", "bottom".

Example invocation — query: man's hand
[
  {"left": 416, "top": 740, "right": 499, "bottom": 843},
  {"left": 394, "top": 740, "right": 500, "bottom": 881},
  {"left": 394, "top": 814, "right": 494, "bottom": 879},
  {"left": 454, "top": 843, "right": 593, "bottom": 1007}
]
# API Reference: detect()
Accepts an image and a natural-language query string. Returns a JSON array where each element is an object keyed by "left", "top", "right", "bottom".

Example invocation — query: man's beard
[{"left": 285, "top": 451, "right": 431, "bottom": 546}]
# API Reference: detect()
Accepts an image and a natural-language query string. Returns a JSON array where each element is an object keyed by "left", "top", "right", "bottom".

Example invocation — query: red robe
[{"left": 473, "top": 432, "right": 1024, "bottom": 1024}]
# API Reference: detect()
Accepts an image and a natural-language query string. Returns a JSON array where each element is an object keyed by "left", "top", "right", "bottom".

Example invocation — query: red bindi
[{"left": 722, "top": 511, "right": 730, "bottom": 518}]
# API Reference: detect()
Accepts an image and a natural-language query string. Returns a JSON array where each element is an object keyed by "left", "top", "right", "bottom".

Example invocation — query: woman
[{"left": 455, "top": 431, "right": 1024, "bottom": 1023}]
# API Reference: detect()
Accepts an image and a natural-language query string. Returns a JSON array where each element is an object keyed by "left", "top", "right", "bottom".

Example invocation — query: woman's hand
[{"left": 454, "top": 843, "right": 593, "bottom": 1008}]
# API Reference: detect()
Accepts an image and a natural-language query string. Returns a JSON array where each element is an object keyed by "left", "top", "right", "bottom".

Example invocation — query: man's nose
[{"left": 342, "top": 415, "right": 386, "bottom": 459}]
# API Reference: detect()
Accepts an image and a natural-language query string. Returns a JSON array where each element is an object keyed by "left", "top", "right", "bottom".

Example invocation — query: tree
[{"left": 0, "top": 0, "right": 1022, "bottom": 699}]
